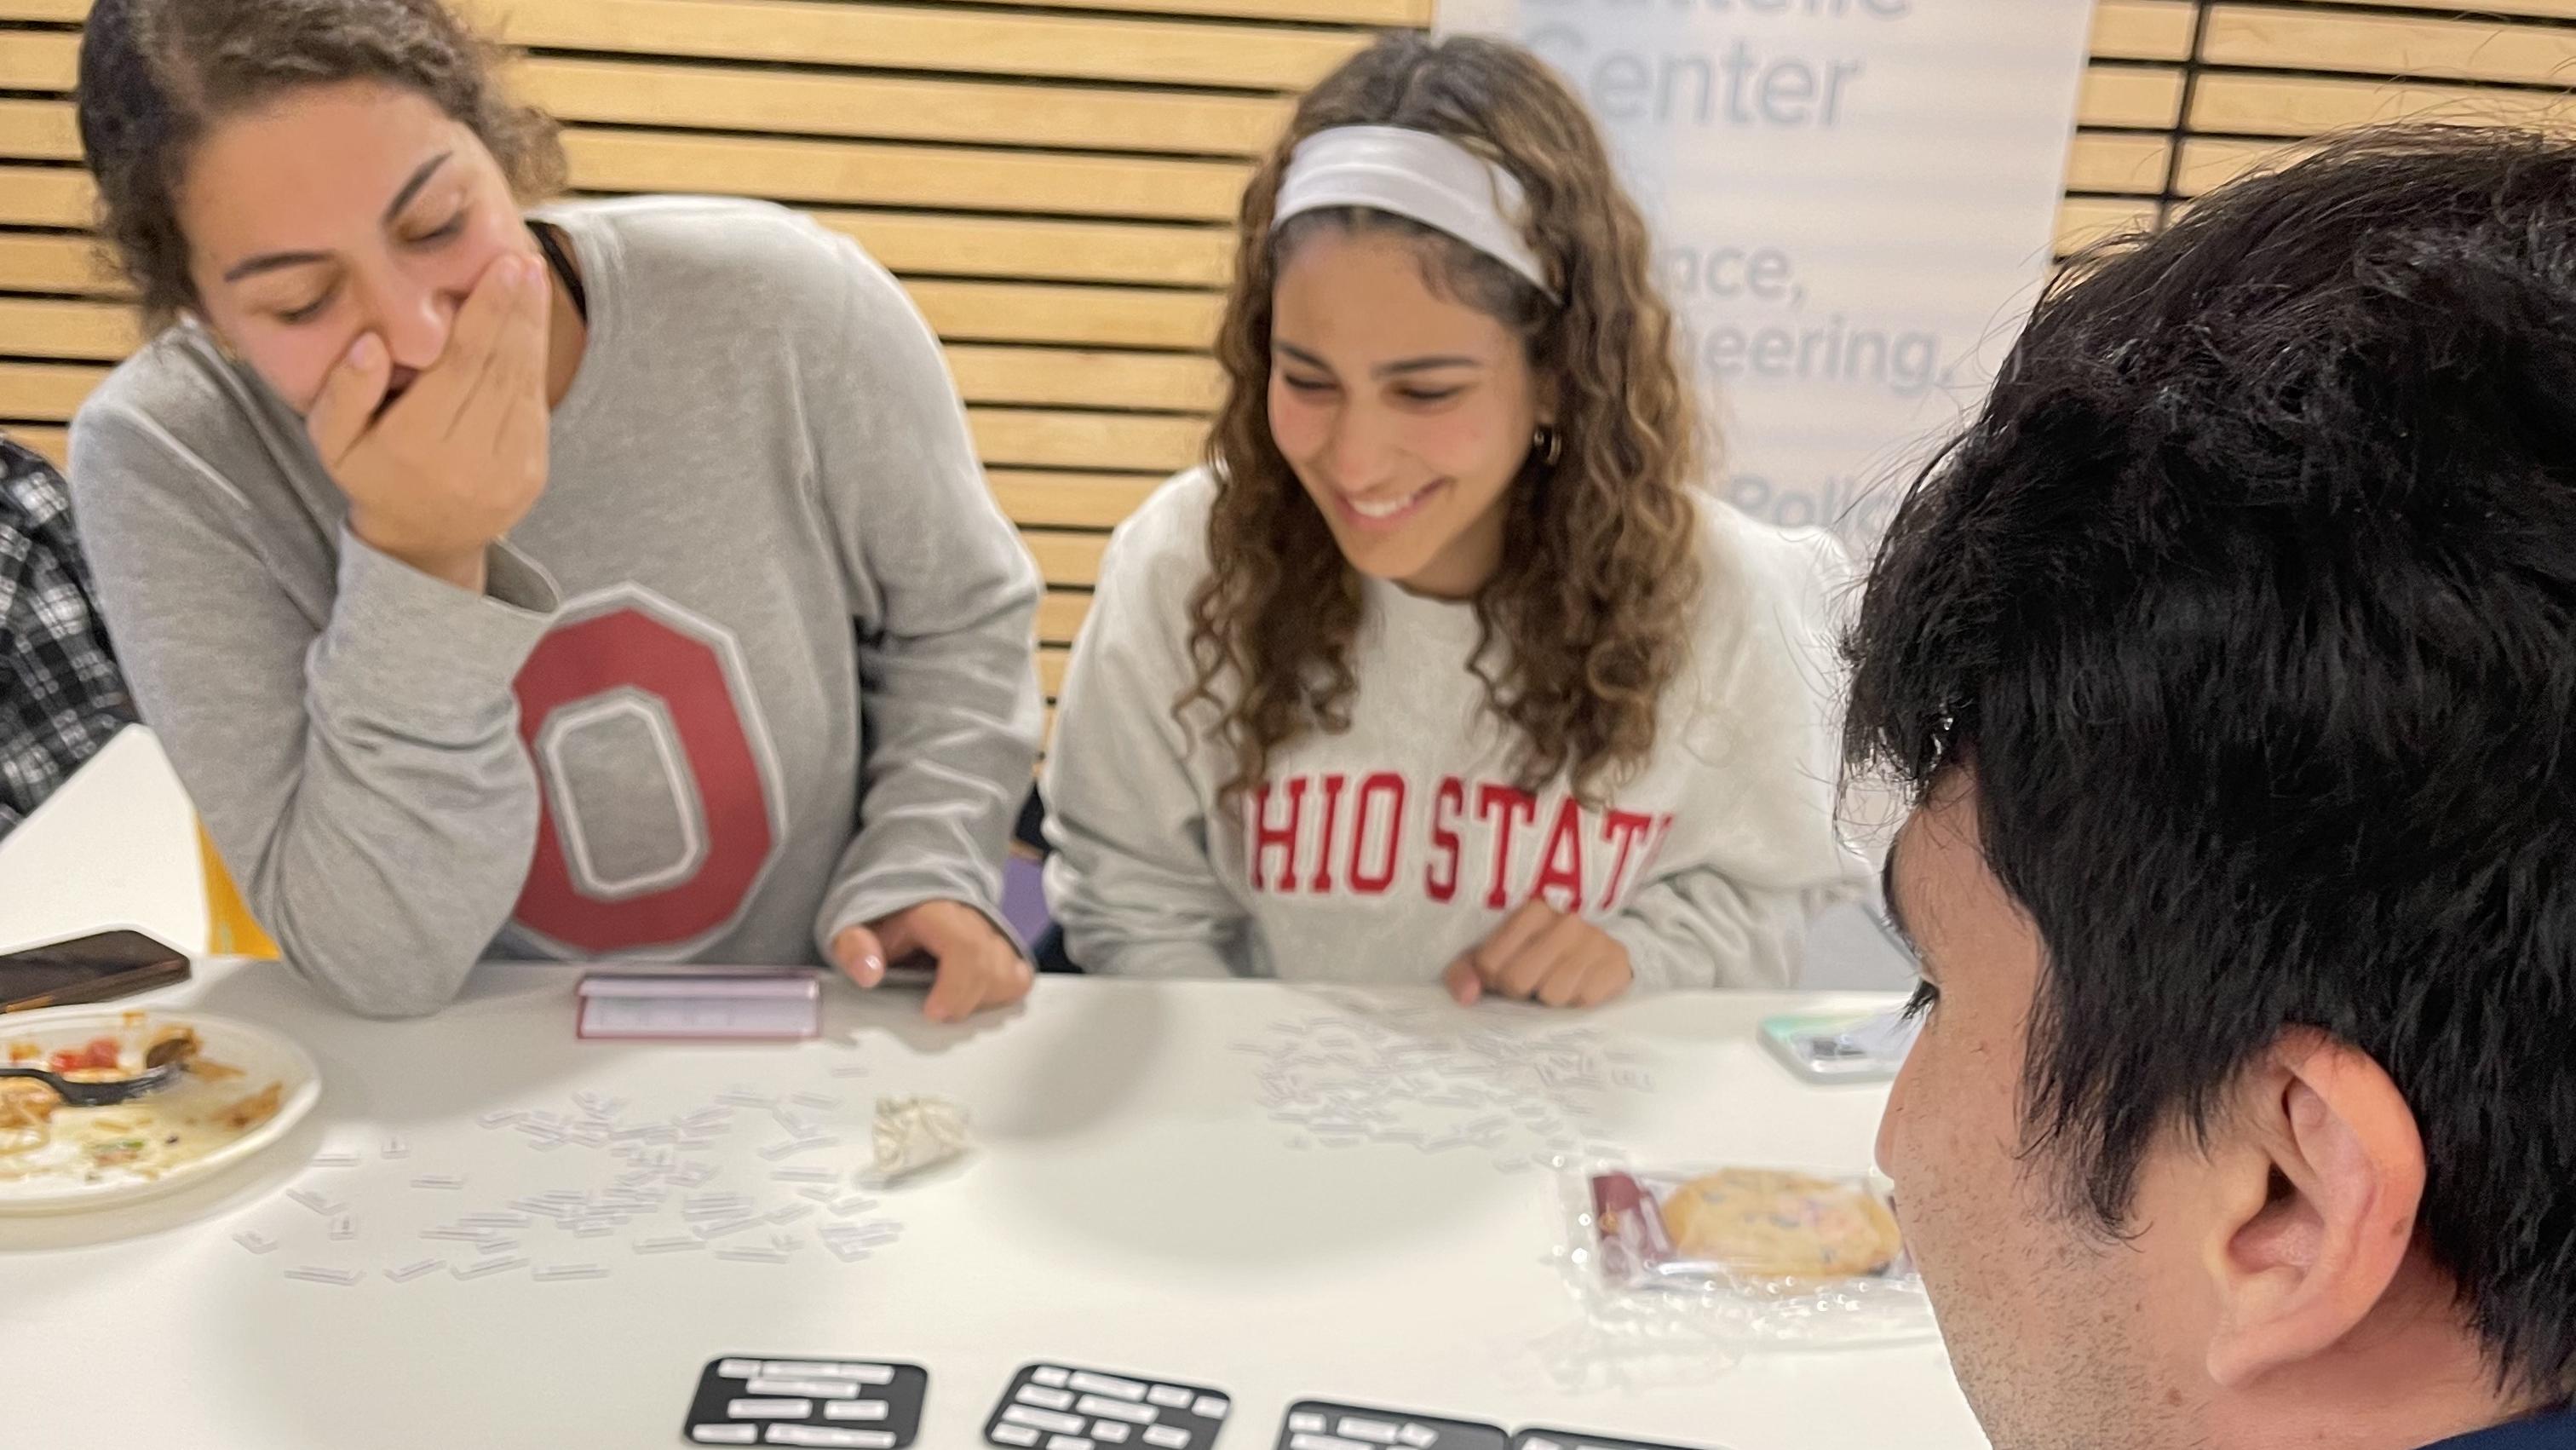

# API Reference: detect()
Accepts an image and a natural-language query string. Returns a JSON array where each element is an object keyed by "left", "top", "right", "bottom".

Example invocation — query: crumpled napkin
[{"left": 871, "top": 1094, "right": 970, "bottom": 1179}]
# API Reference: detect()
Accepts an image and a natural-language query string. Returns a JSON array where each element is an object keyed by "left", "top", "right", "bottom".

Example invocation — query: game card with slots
[
  {"left": 1509, "top": 1430, "right": 1713, "bottom": 1450},
  {"left": 682, "top": 1355, "right": 929, "bottom": 1447},
  {"left": 986, "top": 1362, "right": 1233, "bottom": 1450},
  {"left": 1274, "top": 1401, "right": 1509, "bottom": 1450}
]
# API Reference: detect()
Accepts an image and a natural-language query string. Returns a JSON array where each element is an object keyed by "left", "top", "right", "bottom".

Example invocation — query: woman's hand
[
  {"left": 1445, "top": 899, "right": 1634, "bottom": 1009},
  {"left": 304, "top": 252, "right": 552, "bottom": 592},
  {"left": 833, "top": 900, "right": 1034, "bottom": 1023}
]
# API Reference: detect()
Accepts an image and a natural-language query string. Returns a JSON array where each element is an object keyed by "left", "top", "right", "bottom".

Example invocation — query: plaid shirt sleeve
[{"left": 0, "top": 434, "right": 136, "bottom": 838}]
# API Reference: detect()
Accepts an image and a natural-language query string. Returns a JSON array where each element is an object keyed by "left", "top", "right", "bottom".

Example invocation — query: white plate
[{"left": 0, "top": 1006, "right": 321, "bottom": 1214}]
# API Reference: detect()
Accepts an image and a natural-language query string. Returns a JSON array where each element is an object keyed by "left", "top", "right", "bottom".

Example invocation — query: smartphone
[
  {"left": 1758, "top": 1008, "right": 1920, "bottom": 1084},
  {"left": 0, "top": 929, "right": 192, "bottom": 1014}
]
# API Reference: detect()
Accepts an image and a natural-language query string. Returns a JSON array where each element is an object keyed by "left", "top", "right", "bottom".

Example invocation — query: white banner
[{"left": 1435, "top": 0, "right": 2098, "bottom": 545}]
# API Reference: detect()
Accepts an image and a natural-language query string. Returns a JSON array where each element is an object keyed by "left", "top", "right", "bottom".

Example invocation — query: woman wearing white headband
[{"left": 1043, "top": 33, "right": 1864, "bottom": 1004}]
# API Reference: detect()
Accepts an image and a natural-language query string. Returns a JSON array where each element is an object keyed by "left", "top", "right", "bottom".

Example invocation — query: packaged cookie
[
  {"left": 1596, "top": 1166, "right": 1905, "bottom": 1285},
  {"left": 1562, "top": 1162, "right": 1932, "bottom": 1349}
]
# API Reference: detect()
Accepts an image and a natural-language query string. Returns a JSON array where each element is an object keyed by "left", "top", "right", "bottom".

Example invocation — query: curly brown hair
[
  {"left": 1187, "top": 32, "right": 1704, "bottom": 807},
  {"left": 76, "top": 0, "right": 565, "bottom": 333}
]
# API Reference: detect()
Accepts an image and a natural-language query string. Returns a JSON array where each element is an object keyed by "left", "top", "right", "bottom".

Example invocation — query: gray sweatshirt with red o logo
[{"left": 70, "top": 198, "right": 1044, "bottom": 1016}]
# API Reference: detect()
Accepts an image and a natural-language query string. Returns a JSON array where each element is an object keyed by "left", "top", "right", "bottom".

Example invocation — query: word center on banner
[{"left": 1437, "top": 0, "right": 2098, "bottom": 549}]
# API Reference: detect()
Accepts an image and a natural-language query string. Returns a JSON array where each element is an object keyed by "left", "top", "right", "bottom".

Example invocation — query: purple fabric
[{"left": 1001, "top": 854, "right": 1052, "bottom": 948}]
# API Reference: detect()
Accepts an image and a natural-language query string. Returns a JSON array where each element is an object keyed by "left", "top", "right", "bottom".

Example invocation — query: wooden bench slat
[
  {"left": 2333, "top": 0, "right": 2576, "bottom": 17},
  {"left": 985, "top": 469, "right": 1169, "bottom": 530},
  {"left": 2078, "top": 63, "right": 2185, "bottom": 129},
  {"left": 2088, "top": 0, "right": 2198, "bottom": 63},
  {"left": 1024, "top": 530, "right": 1111, "bottom": 589},
  {"left": 466, "top": 0, "right": 1374, "bottom": 92},
  {"left": 946, "top": 345, "right": 1219, "bottom": 413},
  {"left": 2063, "top": 133, "right": 2171, "bottom": 195},
  {"left": 2055, "top": 197, "right": 2159, "bottom": 257},
  {"left": 519, "top": 55, "right": 1291, "bottom": 158},
  {"left": 1037, "top": 589, "right": 1092, "bottom": 647},
  {"left": 0, "top": 164, "right": 92, "bottom": 228},
  {"left": 0, "top": 30, "right": 72, "bottom": 92},
  {"left": 910, "top": 280, "right": 1218, "bottom": 352},
  {"left": 2172, "top": 136, "right": 2310, "bottom": 198},
  {"left": 561, "top": 129, "right": 1250, "bottom": 223},
  {"left": 0, "top": 357, "right": 98, "bottom": 417},
  {"left": 905, "top": 0, "right": 1425, "bottom": 22},
  {"left": 814, "top": 210, "right": 1231, "bottom": 289},
  {"left": 970, "top": 409, "right": 1203, "bottom": 475},
  {"left": 0, "top": 231, "right": 118, "bottom": 294},
  {"left": 0, "top": 296, "right": 135, "bottom": 360},
  {"left": 2189, "top": 72, "right": 2576, "bottom": 138},
  {"left": 2205, "top": 6, "right": 2576, "bottom": 88},
  {"left": 0, "top": 96, "right": 77, "bottom": 161}
]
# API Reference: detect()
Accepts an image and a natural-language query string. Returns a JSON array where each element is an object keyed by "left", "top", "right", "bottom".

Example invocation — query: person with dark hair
[
  {"left": 1849, "top": 124, "right": 2576, "bottom": 1449},
  {"left": 0, "top": 435, "right": 134, "bottom": 839},
  {"left": 1041, "top": 32, "right": 1864, "bottom": 1004},
  {"left": 66, "top": 0, "right": 1042, "bottom": 1019}
]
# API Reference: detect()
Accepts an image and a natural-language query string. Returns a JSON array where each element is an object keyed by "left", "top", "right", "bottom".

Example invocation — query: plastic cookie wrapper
[{"left": 1552, "top": 1159, "right": 1935, "bottom": 1355}]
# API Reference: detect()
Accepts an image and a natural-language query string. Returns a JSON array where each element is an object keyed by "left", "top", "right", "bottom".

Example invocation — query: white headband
[{"left": 1273, "top": 124, "right": 1556, "bottom": 300}]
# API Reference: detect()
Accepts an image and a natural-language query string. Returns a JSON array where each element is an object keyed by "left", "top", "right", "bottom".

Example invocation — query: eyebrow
[
  {"left": 1274, "top": 340, "right": 1487, "bottom": 380},
  {"left": 218, "top": 152, "right": 455, "bottom": 285}
]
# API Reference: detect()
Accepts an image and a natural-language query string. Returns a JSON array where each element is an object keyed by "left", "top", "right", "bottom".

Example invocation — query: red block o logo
[{"left": 511, "top": 591, "right": 780, "bottom": 955}]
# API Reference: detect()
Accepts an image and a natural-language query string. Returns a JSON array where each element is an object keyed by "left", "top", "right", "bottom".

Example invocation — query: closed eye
[
  {"left": 1900, "top": 978, "right": 1940, "bottom": 1022},
  {"left": 277, "top": 287, "right": 338, "bottom": 325},
  {"left": 402, "top": 198, "right": 472, "bottom": 249}
]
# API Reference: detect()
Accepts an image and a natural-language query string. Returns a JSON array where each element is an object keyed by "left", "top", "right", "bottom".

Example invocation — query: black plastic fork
[{"left": 0, "top": 1058, "right": 184, "bottom": 1108}]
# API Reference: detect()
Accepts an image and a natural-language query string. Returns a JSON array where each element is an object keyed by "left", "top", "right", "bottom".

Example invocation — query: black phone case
[{"left": 0, "top": 930, "right": 190, "bottom": 1014}]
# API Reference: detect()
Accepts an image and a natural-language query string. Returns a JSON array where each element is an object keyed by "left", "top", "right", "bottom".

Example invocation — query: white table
[
  {"left": 5, "top": 962, "right": 1975, "bottom": 1449},
  {"left": 3, "top": 732, "right": 1975, "bottom": 1450}
]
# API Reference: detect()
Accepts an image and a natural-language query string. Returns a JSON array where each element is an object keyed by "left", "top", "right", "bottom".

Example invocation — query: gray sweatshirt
[
  {"left": 1044, "top": 469, "right": 1866, "bottom": 989},
  {"left": 69, "top": 197, "right": 1044, "bottom": 1016}
]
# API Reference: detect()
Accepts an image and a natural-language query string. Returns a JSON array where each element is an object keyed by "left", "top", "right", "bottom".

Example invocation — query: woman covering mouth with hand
[
  {"left": 1040, "top": 33, "right": 1866, "bottom": 1006},
  {"left": 65, "top": 0, "right": 1044, "bottom": 1021}
]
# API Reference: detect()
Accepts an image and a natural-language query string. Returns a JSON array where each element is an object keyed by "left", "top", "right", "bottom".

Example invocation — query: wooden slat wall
[
  {"left": 2058, "top": 0, "right": 2576, "bottom": 259},
  {"left": 0, "top": 0, "right": 1431, "bottom": 693}
]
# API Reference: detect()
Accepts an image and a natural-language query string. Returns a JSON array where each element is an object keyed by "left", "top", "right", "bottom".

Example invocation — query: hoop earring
[{"left": 1532, "top": 424, "right": 1563, "bottom": 469}]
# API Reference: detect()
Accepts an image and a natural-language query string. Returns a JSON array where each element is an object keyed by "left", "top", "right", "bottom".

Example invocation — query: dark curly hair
[
  {"left": 76, "top": 0, "right": 565, "bottom": 333},
  {"left": 1186, "top": 32, "right": 1704, "bottom": 806}
]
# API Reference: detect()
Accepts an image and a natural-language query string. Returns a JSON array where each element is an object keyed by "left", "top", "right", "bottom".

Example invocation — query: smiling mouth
[{"left": 1337, "top": 480, "right": 1446, "bottom": 528}]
